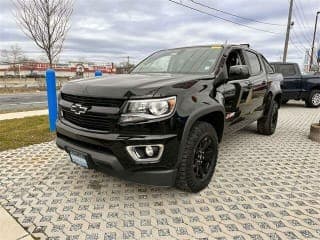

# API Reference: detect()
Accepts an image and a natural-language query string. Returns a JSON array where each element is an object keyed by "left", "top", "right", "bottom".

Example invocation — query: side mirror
[{"left": 229, "top": 65, "right": 250, "bottom": 80}]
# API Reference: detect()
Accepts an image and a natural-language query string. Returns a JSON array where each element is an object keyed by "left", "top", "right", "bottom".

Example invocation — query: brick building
[{"left": 0, "top": 61, "right": 116, "bottom": 78}]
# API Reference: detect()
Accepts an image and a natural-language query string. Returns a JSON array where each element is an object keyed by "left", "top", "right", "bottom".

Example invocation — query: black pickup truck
[
  {"left": 271, "top": 62, "right": 320, "bottom": 107},
  {"left": 56, "top": 44, "right": 282, "bottom": 192}
]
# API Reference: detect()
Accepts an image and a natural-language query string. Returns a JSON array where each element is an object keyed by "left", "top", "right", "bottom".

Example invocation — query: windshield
[{"left": 132, "top": 46, "right": 222, "bottom": 74}]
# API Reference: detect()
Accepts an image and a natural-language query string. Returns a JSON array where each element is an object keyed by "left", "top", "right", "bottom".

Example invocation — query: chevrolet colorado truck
[
  {"left": 56, "top": 44, "right": 282, "bottom": 192},
  {"left": 271, "top": 62, "right": 320, "bottom": 107}
]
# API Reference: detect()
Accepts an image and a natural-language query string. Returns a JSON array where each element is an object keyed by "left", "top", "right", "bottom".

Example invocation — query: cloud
[{"left": 0, "top": 0, "right": 319, "bottom": 65}]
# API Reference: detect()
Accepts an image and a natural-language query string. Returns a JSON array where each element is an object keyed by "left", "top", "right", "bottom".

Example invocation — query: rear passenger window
[
  {"left": 261, "top": 57, "right": 274, "bottom": 74},
  {"left": 276, "top": 64, "right": 297, "bottom": 77},
  {"left": 246, "top": 51, "right": 262, "bottom": 75}
]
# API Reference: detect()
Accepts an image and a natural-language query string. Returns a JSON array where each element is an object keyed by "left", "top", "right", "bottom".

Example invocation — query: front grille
[
  {"left": 60, "top": 92, "right": 124, "bottom": 131},
  {"left": 62, "top": 109, "right": 117, "bottom": 131},
  {"left": 61, "top": 93, "right": 124, "bottom": 108}
]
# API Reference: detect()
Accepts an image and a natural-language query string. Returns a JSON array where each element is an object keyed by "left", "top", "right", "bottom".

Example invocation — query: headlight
[{"left": 120, "top": 96, "right": 176, "bottom": 123}]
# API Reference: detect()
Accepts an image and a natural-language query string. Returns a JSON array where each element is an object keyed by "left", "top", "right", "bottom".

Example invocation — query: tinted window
[
  {"left": 261, "top": 56, "right": 274, "bottom": 74},
  {"left": 246, "top": 51, "right": 262, "bottom": 75},
  {"left": 275, "top": 64, "right": 297, "bottom": 77}
]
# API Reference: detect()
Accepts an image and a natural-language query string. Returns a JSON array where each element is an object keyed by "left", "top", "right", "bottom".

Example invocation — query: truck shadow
[{"left": 280, "top": 100, "right": 305, "bottom": 108}]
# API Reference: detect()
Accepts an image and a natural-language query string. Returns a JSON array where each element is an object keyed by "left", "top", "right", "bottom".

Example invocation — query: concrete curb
[
  {"left": 0, "top": 206, "right": 34, "bottom": 240},
  {"left": 0, "top": 110, "right": 48, "bottom": 121}
]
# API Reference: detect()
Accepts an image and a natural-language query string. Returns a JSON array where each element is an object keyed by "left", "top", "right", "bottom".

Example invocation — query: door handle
[{"left": 247, "top": 82, "right": 253, "bottom": 88}]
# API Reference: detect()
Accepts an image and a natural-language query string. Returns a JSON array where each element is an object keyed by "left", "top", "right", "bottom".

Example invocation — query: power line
[
  {"left": 293, "top": 12, "right": 313, "bottom": 44},
  {"left": 310, "top": 11, "right": 320, "bottom": 69},
  {"left": 291, "top": 28, "right": 310, "bottom": 50},
  {"left": 188, "top": 0, "right": 285, "bottom": 27},
  {"left": 289, "top": 37, "right": 307, "bottom": 56},
  {"left": 292, "top": 17, "right": 312, "bottom": 42},
  {"left": 295, "top": 0, "right": 312, "bottom": 29},
  {"left": 168, "top": 0, "right": 280, "bottom": 34},
  {"left": 289, "top": 34, "right": 311, "bottom": 57},
  {"left": 293, "top": 0, "right": 313, "bottom": 43}
]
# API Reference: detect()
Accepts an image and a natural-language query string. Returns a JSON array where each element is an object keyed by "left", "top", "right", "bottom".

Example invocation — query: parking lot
[{"left": 0, "top": 101, "right": 319, "bottom": 240}]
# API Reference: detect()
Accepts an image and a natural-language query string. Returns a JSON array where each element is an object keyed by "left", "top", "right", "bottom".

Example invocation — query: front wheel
[
  {"left": 306, "top": 90, "right": 320, "bottom": 108},
  {"left": 257, "top": 99, "right": 279, "bottom": 135},
  {"left": 175, "top": 121, "right": 218, "bottom": 193}
]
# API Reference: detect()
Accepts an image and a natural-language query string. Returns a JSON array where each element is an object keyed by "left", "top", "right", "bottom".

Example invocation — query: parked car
[
  {"left": 56, "top": 44, "right": 282, "bottom": 192},
  {"left": 4, "top": 74, "right": 15, "bottom": 78},
  {"left": 270, "top": 62, "right": 320, "bottom": 107},
  {"left": 26, "top": 72, "right": 45, "bottom": 78}
]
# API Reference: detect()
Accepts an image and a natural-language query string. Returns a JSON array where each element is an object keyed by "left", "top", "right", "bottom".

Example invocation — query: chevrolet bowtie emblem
[{"left": 70, "top": 103, "right": 88, "bottom": 115}]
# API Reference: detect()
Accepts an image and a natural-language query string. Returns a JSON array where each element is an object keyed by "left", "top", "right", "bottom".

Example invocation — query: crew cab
[
  {"left": 271, "top": 62, "right": 320, "bottom": 107},
  {"left": 56, "top": 44, "right": 282, "bottom": 192}
]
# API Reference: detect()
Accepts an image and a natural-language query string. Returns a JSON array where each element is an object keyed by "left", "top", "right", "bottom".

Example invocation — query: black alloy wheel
[
  {"left": 257, "top": 98, "right": 279, "bottom": 135},
  {"left": 175, "top": 121, "right": 218, "bottom": 193},
  {"left": 270, "top": 103, "right": 279, "bottom": 132},
  {"left": 193, "top": 135, "right": 215, "bottom": 180}
]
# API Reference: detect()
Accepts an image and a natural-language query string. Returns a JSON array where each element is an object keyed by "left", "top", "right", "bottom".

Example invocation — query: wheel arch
[
  {"left": 310, "top": 86, "right": 320, "bottom": 91},
  {"left": 307, "top": 88, "right": 320, "bottom": 107},
  {"left": 273, "top": 92, "right": 282, "bottom": 107},
  {"left": 261, "top": 91, "right": 281, "bottom": 117},
  {"left": 176, "top": 105, "right": 225, "bottom": 168},
  {"left": 197, "top": 112, "right": 224, "bottom": 142}
]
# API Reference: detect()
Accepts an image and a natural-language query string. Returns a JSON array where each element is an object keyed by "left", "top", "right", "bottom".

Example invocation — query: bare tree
[
  {"left": 13, "top": 0, "right": 73, "bottom": 67},
  {"left": 1, "top": 44, "right": 25, "bottom": 75}
]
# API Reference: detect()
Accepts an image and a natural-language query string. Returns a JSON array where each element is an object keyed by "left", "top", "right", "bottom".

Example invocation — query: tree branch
[{"left": 13, "top": 0, "right": 74, "bottom": 67}]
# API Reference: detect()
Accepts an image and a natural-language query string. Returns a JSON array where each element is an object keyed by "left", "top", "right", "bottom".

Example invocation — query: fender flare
[
  {"left": 268, "top": 90, "right": 282, "bottom": 103},
  {"left": 175, "top": 104, "right": 225, "bottom": 168},
  {"left": 263, "top": 82, "right": 282, "bottom": 111}
]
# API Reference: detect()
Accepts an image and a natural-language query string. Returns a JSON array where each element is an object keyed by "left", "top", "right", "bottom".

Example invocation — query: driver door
[{"left": 221, "top": 49, "right": 253, "bottom": 134}]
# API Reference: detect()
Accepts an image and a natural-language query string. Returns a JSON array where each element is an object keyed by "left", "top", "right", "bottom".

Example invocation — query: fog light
[
  {"left": 126, "top": 144, "right": 164, "bottom": 164},
  {"left": 145, "top": 145, "right": 154, "bottom": 157}
]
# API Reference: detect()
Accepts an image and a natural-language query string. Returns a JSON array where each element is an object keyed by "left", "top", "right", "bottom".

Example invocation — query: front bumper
[{"left": 56, "top": 120, "right": 179, "bottom": 187}]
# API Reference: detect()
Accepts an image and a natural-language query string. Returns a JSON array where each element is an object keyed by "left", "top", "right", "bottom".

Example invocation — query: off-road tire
[
  {"left": 257, "top": 100, "right": 279, "bottom": 135},
  {"left": 305, "top": 90, "right": 320, "bottom": 108},
  {"left": 175, "top": 121, "right": 218, "bottom": 193}
]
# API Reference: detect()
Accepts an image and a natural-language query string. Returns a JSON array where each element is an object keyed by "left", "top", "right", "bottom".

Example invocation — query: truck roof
[
  {"left": 270, "top": 62, "right": 297, "bottom": 65},
  {"left": 162, "top": 43, "right": 254, "bottom": 52}
]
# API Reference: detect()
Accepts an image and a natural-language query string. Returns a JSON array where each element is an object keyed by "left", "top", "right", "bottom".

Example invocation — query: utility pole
[
  {"left": 283, "top": 0, "right": 294, "bottom": 63},
  {"left": 309, "top": 11, "right": 320, "bottom": 71}
]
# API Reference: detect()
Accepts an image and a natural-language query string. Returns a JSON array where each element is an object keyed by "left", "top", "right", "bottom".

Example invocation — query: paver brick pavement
[{"left": 0, "top": 101, "right": 319, "bottom": 239}]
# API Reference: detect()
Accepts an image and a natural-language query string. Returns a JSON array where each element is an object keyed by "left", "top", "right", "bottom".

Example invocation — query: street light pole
[
  {"left": 283, "top": 0, "right": 294, "bottom": 63},
  {"left": 309, "top": 11, "right": 320, "bottom": 71}
]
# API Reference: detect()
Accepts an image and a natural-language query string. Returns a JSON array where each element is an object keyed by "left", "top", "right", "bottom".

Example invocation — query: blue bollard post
[
  {"left": 95, "top": 70, "right": 102, "bottom": 77},
  {"left": 45, "top": 69, "right": 57, "bottom": 132}
]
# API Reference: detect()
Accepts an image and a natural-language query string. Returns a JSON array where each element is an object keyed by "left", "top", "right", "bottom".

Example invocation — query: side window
[
  {"left": 276, "top": 64, "right": 297, "bottom": 77},
  {"left": 245, "top": 51, "right": 262, "bottom": 75},
  {"left": 261, "top": 56, "right": 274, "bottom": 74},
  {"left": 226, "top": 49, "right": 245, "bottom": 76}
]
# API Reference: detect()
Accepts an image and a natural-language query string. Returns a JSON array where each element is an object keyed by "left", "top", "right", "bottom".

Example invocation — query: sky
[{"left": 0, "top": 0, "right": 319, "bottom": 65}]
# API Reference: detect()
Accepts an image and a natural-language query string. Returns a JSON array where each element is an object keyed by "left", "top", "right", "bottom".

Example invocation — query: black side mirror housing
[{"left": 229, "top": 65, "right": 250, "bottom": 80}]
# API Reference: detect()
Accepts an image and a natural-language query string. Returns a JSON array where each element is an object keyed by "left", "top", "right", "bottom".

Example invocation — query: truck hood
[{"left": 61, "top": 73, "right": 213, "bottom": 99}]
